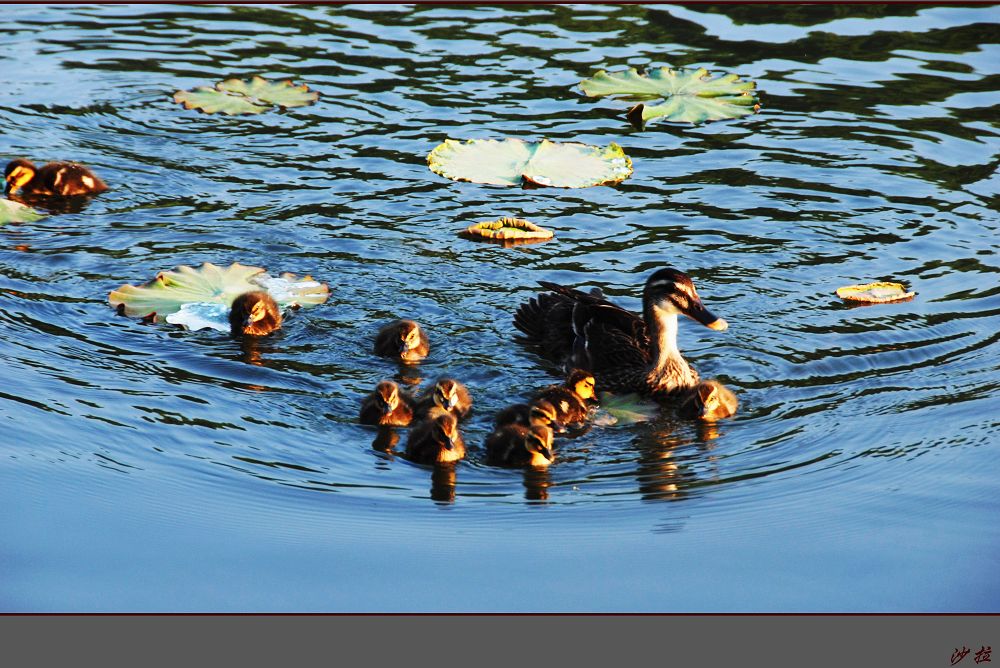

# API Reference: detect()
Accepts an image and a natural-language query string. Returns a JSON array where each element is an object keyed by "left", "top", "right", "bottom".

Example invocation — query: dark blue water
[{"left": 1, "top": 3, "right": 998, "bottom": 611}]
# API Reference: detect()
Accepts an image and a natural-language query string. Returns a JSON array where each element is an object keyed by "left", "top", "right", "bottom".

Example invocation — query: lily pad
[
  {"left": 428, "top": 138, "right": 632, "bottom": 188},
  {"left": 592, "top": 392, "right": 660, "bottom": 426},
  {"left": 836, "top": 282, "right": 915, "bottom": 304},
  {"left": 462, "top": 217, "right": 554, "bottom": 242},
  {"left": 173, "top": 76, "right": 319, "bottom": 116},
  {"left": 0, "top": 199, "right": 45, "bottom": 224},
  {"left": 108, "top": 262, "right": 330, "bottom": 320},
  {"left": 580, "top": 67, "right": 758, "bottom": 126}
]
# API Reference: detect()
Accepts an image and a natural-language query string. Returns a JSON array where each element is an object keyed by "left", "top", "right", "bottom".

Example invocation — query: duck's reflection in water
[
  {"left": 522, "top": 466, "right": 552, "bottom": 502},
  {"left": 371, "top": 426, "right": 400, "bottom": 454},
  {"left": 430, "top": 463, "right": 456, "bottom": 504},
  {"left": 395, "top": 363, "right": 422, "bottom": 388},
  {"left": 632, "top": 415, "right": 732, "bottom": 501}
]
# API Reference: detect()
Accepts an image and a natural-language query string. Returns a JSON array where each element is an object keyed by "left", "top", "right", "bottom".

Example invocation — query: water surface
[{"left": 0, "top": 3, "right": 998, "bottom": 611}]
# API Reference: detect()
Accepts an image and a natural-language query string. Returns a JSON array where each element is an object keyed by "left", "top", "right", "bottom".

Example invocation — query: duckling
[
  {"left": 4, "top": 158, "right": 108, "bottom": 197},
  {"left": 486, "top": 423, "right": 555, "bottom": 468},
  {"left": 414, "top": 377, "right": 472, "bottom": 420},
  {"left": 374, "top": 319, "right": 429, "bottom": 364},
  {"left": 493, "top": 398, "right": 558, "bottom": 430},
  {"left": 406, "top": 407, "right": 465, "bottom": 465},
  {"left": 533, "top": 369, "right": 596, "bottom": 425},
  {"left": 515, "top": 268, "right": 728, "bottom": 399},
  {"left": 229, "top": 291, "right": 281, "bottom": 337},
  {"left": 677, "top": 380, "right": 738, "bottom": 421},
  {"left": 359, "top": 380, "right": 415, "bottom": 427}
]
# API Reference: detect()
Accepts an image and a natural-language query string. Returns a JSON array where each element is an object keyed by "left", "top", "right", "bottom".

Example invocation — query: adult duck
[{"left": 514, "top": 268, "right": 728, "bottom": 398}]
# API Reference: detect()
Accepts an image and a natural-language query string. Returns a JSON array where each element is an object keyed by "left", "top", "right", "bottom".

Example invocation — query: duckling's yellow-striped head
[{"left": 4, "top": 158, "right": 35, "bottom": 195}]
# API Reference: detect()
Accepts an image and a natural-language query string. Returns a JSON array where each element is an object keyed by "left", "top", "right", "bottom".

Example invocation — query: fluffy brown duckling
[
  {"left": 493, "top": 399, "right": 558, "bottom": 430},
  {"left": 359, "top": 380, "right": 415, "bottom": 427},
  {"left": 414, "top": 377, "right": 472, "bottom": 420},
  {"left": 486, "top": 423, "right": 555, "bottom": 468},
  {"left": 677, "top": 380, "right": 738, "bottom": 421},
  {"left": 4, "top": 158, "right": 108, "bottom": 197},
  {"left": 229, "top": 291, "right": 282, "bottom": 337},
  {"left": 533, "top": 369, "right": 596, "bottom": 425},
  {"left": 406, "top": 407, "right": 465, "bottom": 465},
  {"left": 374, "top": 319, "right": 429, "bottom": 364}
]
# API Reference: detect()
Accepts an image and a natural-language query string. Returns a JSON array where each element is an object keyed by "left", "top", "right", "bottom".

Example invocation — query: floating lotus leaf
[
  {"left": 173, "top": 87, "right": 271, "bottom": 116},
  {"left": 428, "top": 138, "right": 632, "bottom": 188},
  {"left": 0, "top": 199, "right": 45, "bottom": 224},
  {"left": 216, "top": 76, "right": 320, "bottom": 109},
  {"left": 173, "top": 76, "right": 319, "bottom": 116},
  {"left": 108, "top": 262, "right": 330, "bottom": 320},
  {"left": 580, "top": 67, "right": 758, "bottom": 126},
  {"left": 836, "top": 282, "right": 915, "bottom": 304},
  {"left": 462, "top": 217, "right": 554, "bottom": 242},
  {"left": 592, "top": 392, "right": 660, "bottom": 426}
]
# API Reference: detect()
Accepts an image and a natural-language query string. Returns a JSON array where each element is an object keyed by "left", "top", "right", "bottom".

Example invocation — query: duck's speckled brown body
[{"left": 5, "top": 158, "right": 108, "bottom": 197}]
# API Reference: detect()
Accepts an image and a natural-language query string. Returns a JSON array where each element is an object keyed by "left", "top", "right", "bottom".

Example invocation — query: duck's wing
[
  {"left": 571, "top": 301, "right": 651, "bottom": 374},
  {"left": 515, "top": 281, "right": 648, "bottom": 365}
]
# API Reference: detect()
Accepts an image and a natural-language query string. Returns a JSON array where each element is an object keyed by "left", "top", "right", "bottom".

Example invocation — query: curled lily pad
[
  {"left": 428, "top": 138, "right": 632, "bottom": 188},
  {"left": 173, "top": 76, "right": 319, "bottom": 116},
  {"left": 580, "top": 67, "right": 759, "bottom": 126},
  {"left": 836, "top": 282, "right": 915, "bottom": 304},
  {"left": 108, "top": 262, "right": 329, "bottom": 320},
  {"left": 462, "top": 217, "right": 554, "bottom": 243},
  {"left": 0, "top": 198, "right": 45, "bottom": 224}
]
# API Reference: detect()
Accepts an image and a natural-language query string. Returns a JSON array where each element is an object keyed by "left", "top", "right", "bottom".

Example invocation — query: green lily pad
[
  {"left": 0, "top": 199, "right": 45, "bottom": 224},
  {"left": 428, "top": 138, "right": 632, "bottom": 188},
  {"left": 108, "top": 262, "right": 329, "bottom": 318},
  {"left": 173, "top": 76, "right": 319, "bottom": 116},
  {"left": 216, "top": 76, "right": 319, "bottom": 109},
  {"left": 173, "top": 87, "right": 271, "bottom": 116},
  {"left": 593, "top": 392, "right": 660, "bottom": 426},
  {"left": 580, "top": 67, "right": 759, "bottom": 126}
]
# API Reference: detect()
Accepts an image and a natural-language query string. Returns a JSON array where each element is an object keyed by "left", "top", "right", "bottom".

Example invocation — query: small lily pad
[
  {"left": 428, "top": 138, "right": 633, "bottom": 188},
  {"left": 173, "top": 76, "right": 319, "bottom": 116},
  {"left": 462, "top": 217, "right": 554, "bottom": 243},
  {"left": 593, "top": 392, "right": 660, "bottom": 426},
  {"left": 0, "top": 199, "right": 45, "bottom": 224},
  {"left": 108, "top": 262, "right": 330, "bottom": 321},
  {"left": 580, "top": 67, "right": 759, "bottom": 126},
  {"left": 836, "top": 282, "right": 915, "bottom": 304}
]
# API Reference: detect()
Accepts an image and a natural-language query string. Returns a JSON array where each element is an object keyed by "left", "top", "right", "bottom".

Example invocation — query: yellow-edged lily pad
[
  {"left": 109, "top": 262, "right": 329, "bottom": 319},
  {"left": 836, "top": 282, "right": 915, "bottom": 304},
  {"left": 462, "top": 217, "right": 554, "bottom": 242},
  {"left": 173, "top": 76, "right": 319, "bottom": 116},
  {"left": 428, "top": 138, "right": 632, "bottom": 188}
]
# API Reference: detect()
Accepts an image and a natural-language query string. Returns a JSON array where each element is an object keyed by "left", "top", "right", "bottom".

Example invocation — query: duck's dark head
[
  {"left": 432, "top": 378, "right": 460, "bottom": 411},
  {"left": 229, "top": 290, "right": 281, "bottom": 336},
  {"left": 4, "top": 158, "right": 36, "bottom": 196},
  {"left": 566, "top": 368, "right": 596, "bottom": 401},
  {"left": 643, "top": 268, "right": 727, "bottom": 331},
  {"left": 525, "top": 425, "right": 554, "bottom": 467},
  {"left": 397, "top": 320, "right": 424, "bottom": 354},
  {"left": 376, "top": 380, "right": 400, "bottom": 415}
]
